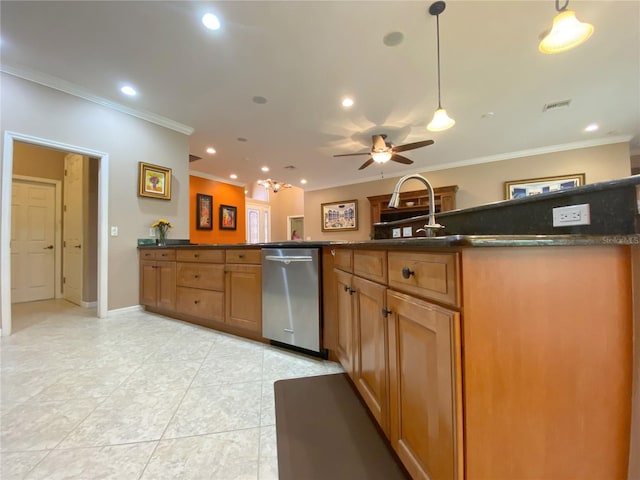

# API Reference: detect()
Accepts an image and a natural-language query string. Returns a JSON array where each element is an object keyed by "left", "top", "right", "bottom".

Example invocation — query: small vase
[{"left": 157, "top": 229, "right": 167, "bottom": 247}]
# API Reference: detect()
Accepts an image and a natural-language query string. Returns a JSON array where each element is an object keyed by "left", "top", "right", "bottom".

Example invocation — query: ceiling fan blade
[
  {"left": 392, "top": 139, "right": 434, "bottom": 153},
  {"left": 358, "top": 158, "right": 375, "bottom": 170},
  {"left": 372, "top": 135, "right": 387, "bottom": 151},
  {"left": 391, "top": 154, "right": 414, "bottom": 165},
  {"left": 334, "top": 152, "right": 372, "bottom": 157}
]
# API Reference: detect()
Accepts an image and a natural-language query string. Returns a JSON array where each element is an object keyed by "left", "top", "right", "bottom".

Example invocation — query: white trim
[
  {"left": 12, "top": 175, "right": 63, "bottom": 299},
  {"left": 189, "top": 169, "right": 246, "bottom": 187},
  {"left": 81, "top": 301, "right": 97, "bottom": 308},
  {"left": 1, "top": 65, "right": 194, "bottom": 136},
  {"left": 307, "top": 135, "right": 635, "bottom": 191},
  {"left": 107, "top": 305, "right": 143, "bottom": 316},
  {"left": 1, "top": 131, "right": 110, "bottom": 336}
]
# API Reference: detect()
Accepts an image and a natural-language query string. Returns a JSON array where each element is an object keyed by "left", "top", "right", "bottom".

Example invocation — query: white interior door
[
  {"left": 246, "top": 200, "right": 271, "bottom": 244},
  {"left": 63, "top": 154, "right": 83, "bottom": 306},
  {"left": 10, "top": 180, "right": 56, "bottom": 303}
]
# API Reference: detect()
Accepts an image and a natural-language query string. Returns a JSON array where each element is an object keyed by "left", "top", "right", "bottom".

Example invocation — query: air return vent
[
  {"left": 542, "top": 99, "right": 571, "bottom": 112},
  {"left": 189, "top": 154, "right": 202, "bottom": 162},
  {"left": 283, "top": 165, "right": 297, "bottom": 170}
]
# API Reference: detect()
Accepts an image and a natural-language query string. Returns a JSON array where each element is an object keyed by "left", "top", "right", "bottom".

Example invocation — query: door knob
[
  {"left": 74, "top": 244, "right": 82, "bottom": 249},
  {"left": 43, "top": 245, "right": 54, "bottom": 250}
]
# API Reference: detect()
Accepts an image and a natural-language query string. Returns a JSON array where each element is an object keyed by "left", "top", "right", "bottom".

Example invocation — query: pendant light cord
[{"left": 435, "top": 13, "right": 442, "bottom": 109}]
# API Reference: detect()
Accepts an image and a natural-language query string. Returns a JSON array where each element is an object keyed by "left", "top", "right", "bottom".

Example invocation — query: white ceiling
[{"left": 2, "top": 1, "right": 639, "bottom": 191}]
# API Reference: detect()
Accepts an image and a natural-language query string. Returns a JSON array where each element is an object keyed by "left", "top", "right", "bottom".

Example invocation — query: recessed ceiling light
[
  {"left": 206, "top": 147, "right": 216, "bottom": 154},
  {"left": 342, "top": 97, "right": 354, "bottom": 108},
  {"left": 261, "top": 166, "right": 270, "bottom": 172},
  {"left": 202, "top": 13, "right": 220, "bottom": 30},
  {"left": 584, "top": 123, "right": 599, "bottom": 132},
  {"left": 300, "top": 179, "right": 308, "bottom": 185},
  {"left": 230, "top": 174, "right": 238, "bottom": 179},
  {"left": 120, "top": 85, "right": 137, "bottom": 96}
]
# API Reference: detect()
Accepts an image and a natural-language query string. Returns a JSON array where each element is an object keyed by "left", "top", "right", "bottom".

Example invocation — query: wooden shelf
[{"left": 367, "top": 185, "right": 458, "bottom": 227}]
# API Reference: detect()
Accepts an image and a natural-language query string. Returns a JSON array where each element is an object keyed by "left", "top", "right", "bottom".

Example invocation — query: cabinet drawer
[
  {"left": 388, "top": 251, "right": 459, "bottom": 307},
  {"left": 333, "top": 248, "right": 353, "bottom": 272},
  {"left": 176, "top": 249, "right": 224, "bottom": 263},
  {"left": 225, "top": 249, "right": 261, "bottom": 264},
  {"left": 139, "top": 249, "right": 175, "bottom": 261},
  {"left": 353, "top": 250, "right": 387, "bottom": 284},
  {"left": 176, "top": 263, "right": 224, "bottom": 290},
  {"left": 176, "top": 287, "right": 224, "bottom": 321}
]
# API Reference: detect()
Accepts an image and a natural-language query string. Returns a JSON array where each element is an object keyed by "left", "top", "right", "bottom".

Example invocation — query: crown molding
[{"left": 1, "top": 64, "right": 194, "bottom": 136}]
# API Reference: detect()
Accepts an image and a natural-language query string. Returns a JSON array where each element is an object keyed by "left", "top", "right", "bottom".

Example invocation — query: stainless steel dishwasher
[{"left": 262, "top": 248, "right": 321, "bottom": 353}]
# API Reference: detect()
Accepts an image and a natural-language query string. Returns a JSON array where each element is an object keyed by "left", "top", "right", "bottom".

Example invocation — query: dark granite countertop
[{"left": 138, "top": 234, "right": 640, "bottom": 249}]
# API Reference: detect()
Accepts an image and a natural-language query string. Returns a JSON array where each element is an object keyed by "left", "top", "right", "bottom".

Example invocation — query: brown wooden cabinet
[
  {"left": 334, "top": 268, "right": 355, "bottom": 375},
  {"left": 387, "top": 289, "right": 461, "bottom": 480},
  {"left": 224, "top": 249, "right": 262, "bottom": 335},
  {"left": 139, "top": 249, "right": 176, "bottom": 312},
  {"left": 367, "top": 185, "right": 458, "bottom": 228}
]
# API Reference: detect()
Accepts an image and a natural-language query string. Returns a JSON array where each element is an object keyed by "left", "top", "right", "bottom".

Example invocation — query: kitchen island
[{"left": 139, "top": 234, "right": 639, "bottom": 480}]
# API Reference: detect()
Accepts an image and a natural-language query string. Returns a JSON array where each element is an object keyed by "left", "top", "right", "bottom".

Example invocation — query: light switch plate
[
  {"left": 402, "top": 226, "right": 413, "bottom": 237},
  {"left": 392, "top": 228, "right": 401, "bottom": 238},
  {"left": 110, "top": 226, "right": 118, "bottom": 236}
]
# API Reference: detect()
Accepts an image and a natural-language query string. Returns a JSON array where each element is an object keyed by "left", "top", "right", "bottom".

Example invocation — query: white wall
[{"left": 1, "top": 73, "right": 190, "bottom": 309}]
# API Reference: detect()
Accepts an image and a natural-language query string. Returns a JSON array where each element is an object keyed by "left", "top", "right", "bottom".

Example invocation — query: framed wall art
[
  {"left": 196, "top": 193, "right": 213, "bottom": 230},
  {"left": 504, "top": 173, "right": 585, "bottom": 200},
  {"left": 138, "top": 162, "right": 172, "bottom": 200},
  {"left": 219, "top": 204, "right": 237, "bottom": 230},
  {"left": 321, "top": 199, "right": 358, "bottom": 232}
]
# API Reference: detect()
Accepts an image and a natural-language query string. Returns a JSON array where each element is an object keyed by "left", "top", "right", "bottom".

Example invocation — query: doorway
[
  {"left": 246, "top": 200, "right": 271, "bottom": 244},
  {"left": 1, "top": 131, "right": 109, "bottom": 336}
]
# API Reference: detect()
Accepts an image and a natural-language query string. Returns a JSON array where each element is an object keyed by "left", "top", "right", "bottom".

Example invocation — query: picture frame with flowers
[{"left": 138, "top": 162, "right": 172, "bottom": 200}]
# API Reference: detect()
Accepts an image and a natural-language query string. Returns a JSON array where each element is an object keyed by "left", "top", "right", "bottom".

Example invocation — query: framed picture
[
  {"left": 196, "top": 193, "right": 213, "bottom": 230},
  {"left": 321, "top": 199, "right": 358, "bottom": 232},
  {"left": 219, "top": 204, "right": 237, "bottom": 230},
  {"left": 138, "top": 162, "right": 172, "bottom": 200},
  {"left": 504, "top": 173, "right": 585, "bottom": 200}
]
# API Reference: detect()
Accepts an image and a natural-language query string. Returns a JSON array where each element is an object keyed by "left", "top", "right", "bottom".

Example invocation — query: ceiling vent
[
  {"left": 283, "top": 165, "right": 297, "bottom": 170},
  {"left": 189, "top": 154, "right": 202, "bottom": 162},
  {"left": 542, "top": 99, "right": 571, "bottom": 112}
]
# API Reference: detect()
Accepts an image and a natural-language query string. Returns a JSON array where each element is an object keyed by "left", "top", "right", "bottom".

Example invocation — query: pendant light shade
[
  {"left": 539, "top": 1, "right": 593, "bottom": 54},
  {"left": 427, "top": 1, "right": 455, "bottom": 132}
]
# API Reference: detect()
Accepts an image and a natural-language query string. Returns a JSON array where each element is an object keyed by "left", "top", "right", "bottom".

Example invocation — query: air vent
[
  {"left": 542, "top": 99, "right": 571, "bottom": 112},
  {"left": 189, "top": 154, "right": 202, "bottom": 162},
  {"left": 283, "top": 165, "right": 297, "bottom": 170}
]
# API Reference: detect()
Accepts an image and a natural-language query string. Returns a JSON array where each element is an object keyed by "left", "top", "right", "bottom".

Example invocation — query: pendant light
[
  {"left": 539, "top": 0, "right": 593, "bottom": 54},
  {"left": 427, "top": 1, "right": 455, "bottom": 132},
  {"left": 257, "top": 178, "right": 292, "bottom": 193}
]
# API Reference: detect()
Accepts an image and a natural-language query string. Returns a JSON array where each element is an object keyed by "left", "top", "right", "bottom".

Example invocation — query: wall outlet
[
  {"left": 552, "top": 204, "right": 591, "bottom": 227},
  {"left": 402, "top": 226, "right": 413, "bottom": 237},
  {"left": 392, "top": 228, "right": 402, "bottom": 238}
]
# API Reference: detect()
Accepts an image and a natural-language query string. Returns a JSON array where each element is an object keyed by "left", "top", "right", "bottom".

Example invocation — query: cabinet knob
[
  {"left": 238, "top": 254, "right": 244, "bottom": 258},
  {"left": 194, "top": 274, "right": 200, "bottom": 279},
  {"left": 194, "top": 253, "right": 200, "bottom": 258},
  {"left": 194, "top": 300, "right": 200, "bottom": 304},
  {"left": 402, "top": 267, "right": 415, "bottom": 279},
  {"left": 381, "top": 307, "right": 392, "bottom": 317}
]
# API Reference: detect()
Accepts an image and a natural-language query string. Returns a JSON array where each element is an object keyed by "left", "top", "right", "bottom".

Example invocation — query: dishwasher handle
[{"left": 265, "top": 255, "right": 313, "bottom": 264}]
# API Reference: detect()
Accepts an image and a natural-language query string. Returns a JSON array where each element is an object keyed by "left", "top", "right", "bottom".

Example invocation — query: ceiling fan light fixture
[
  {"left": 539, "top": 2, "right": 593, "bottom": 54},
  {"left": 427, "top": 1, "right": 455, "bottom": 132},
  {"left": 372, "top": 151, "right": 393, "bottom": 164},
  {"left": 427, "top": 108, "right": 455, "bottom": 132}
]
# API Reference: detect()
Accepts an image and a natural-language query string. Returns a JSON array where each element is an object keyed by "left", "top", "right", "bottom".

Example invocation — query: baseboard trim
[
  {"left": 107, "top": 305, "right": 143, "bottom": 316},
  {"left": 81, "top": 301, "right": 97, "bottom": 308}
]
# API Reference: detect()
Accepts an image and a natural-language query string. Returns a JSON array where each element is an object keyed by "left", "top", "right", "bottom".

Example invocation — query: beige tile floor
[{"left": 1, "top": 299, "right": 343, "bottom": 479}]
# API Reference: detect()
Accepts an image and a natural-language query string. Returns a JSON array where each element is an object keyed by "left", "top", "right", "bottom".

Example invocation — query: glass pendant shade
[
  {"left": 371, "top": 151, "right": 393, "bottom": 164},
  {"left": 427, "top": 108, "right": 455, "bottom": 132},
  {"left": 539, "top": 10, "right": 593, "bottom": 54}
]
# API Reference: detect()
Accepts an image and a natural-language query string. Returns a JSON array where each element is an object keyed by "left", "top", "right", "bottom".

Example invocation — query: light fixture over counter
[
  {"left": 258, "top": 178, "right": 292, "bottom": 193},
  {"left": 539, "top": 0, "right": 593, "bottom": 54},
  {"left": 426, "top": 1, "right": 455, "bottom": 132}
]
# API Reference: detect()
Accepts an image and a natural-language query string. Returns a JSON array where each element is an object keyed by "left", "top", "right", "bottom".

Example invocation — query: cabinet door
[
  {"left": 387, "top": 289, "right": 461, "bottom": 480},
  {"left": 353, "top": 276, "right": 388, "bottom": 434},
  {"left": 156, "top": 261, "right": 176, "bottom": 311},
  {"left": 334, "top": 268, "right": 354, "bottom": 376},
  {"left": 140, "top": 260, "right": 158, "bottom": 306},
  {"left": 225, "top": 264, "right": 262, "bottom": 333}
]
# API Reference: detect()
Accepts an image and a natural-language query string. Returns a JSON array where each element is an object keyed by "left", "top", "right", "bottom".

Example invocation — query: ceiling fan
[{"left": 334, "top": 134, "right": 434, "bottom": 170}]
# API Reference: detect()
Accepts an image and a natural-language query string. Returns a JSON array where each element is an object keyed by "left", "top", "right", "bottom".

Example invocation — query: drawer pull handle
[
  {"left": 194, "top": 275, "right": 200, "bottom": 279},
  {"left": 194, "top": 300, "right": 200, "bottom": 304},
  {"left": 402, "top": 267, "right": 415, "bottom": 279},
  {"left": 381, "top": 308, "right": 392, "bottom": 317},
  {"left": 238, "top": 254, "right": 244, "bottom": 258},
  {"left": 194, "top": 254, "right": 200, "bottom": 258}
]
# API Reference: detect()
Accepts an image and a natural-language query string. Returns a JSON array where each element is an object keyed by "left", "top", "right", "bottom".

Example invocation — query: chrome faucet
[{"left": 388, "top": 174, "right": 445, "bottom": 237}]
